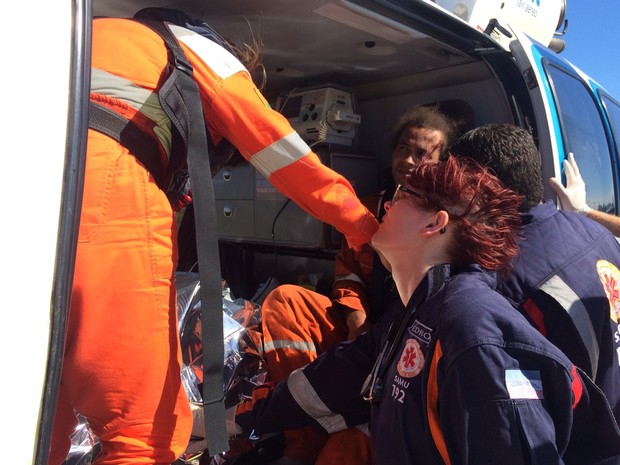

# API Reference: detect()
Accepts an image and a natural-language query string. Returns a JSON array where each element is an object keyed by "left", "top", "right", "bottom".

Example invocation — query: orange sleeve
[
  {"left": 331, "top": 193, "right": 382, "bottom": 312},
  {"left": 268, "top": 153, "right": 379, "bottom": 249},
  {"left": 331, "top": 243, "right": 374, "bottom": 313},
  {"left": 183, "top": 52, "right": 379, "bottom": 247}
]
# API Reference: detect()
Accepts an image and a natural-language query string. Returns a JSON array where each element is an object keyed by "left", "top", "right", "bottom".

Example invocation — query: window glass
[
  {"left": 546, "top": 64, "right": 615, "bottom": 213},
  {"left": 601, "top": 94, "right": 620, "bottom": 161}
]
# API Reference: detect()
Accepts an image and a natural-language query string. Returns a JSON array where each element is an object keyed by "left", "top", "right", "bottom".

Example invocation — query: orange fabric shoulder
[{"left": 92, "top": 18, "right": 169, "bottom": 92}]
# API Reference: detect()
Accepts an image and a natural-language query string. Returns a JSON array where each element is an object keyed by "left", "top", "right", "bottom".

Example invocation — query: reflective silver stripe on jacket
[
  {"left": 91, "top": 68, "right": 172, "bottom": 157},
  {"left": 92, "top": 23, "right": 251, "bottom": 162},
  {"left": 539, "top": 274, "right": 599, "bottom": 378},
  {"left": 287, "top": 368, "right": 349, "bottom": 434},
  {"left": 171, "top": 24, "right": 247, "bottom": 79},
  {"left": 263, "top": 339, "right": 317, "bottom": 355},
  {"left": 334, "top": 272, "right": 366, "bottom": 286},
  {"left": 250, "top": 132, "right": 310, "bottom": 179},
  {"left": 356, "top": 423, "right": 371, "bottom": 436}
]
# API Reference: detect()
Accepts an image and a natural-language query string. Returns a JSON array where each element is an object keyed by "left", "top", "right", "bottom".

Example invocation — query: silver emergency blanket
[
  {"left": 64, "top": 272, "right": 268, "bottom": 465},
  {"left": 176, "top": 272, "right": 266, "bottom": 404}
]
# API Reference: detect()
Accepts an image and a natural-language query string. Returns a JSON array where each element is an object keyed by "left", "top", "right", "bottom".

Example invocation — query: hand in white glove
[
  {"left": 226, "top": 403, "right": 242, "bottom": 436},
  {"left": 185, "top": 402, "right": 243, "bottom": 455},
  {"left": 548, "top": 152, "right": 591, "bottom": 215}
]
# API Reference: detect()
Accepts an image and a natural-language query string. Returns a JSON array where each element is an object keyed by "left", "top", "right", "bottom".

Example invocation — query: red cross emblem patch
[
  {"left": 596, "top": 260, "right": 620, "bottom": 324},
  {"left": 397, "top": 338, "right": 424, "bottom": 378}
]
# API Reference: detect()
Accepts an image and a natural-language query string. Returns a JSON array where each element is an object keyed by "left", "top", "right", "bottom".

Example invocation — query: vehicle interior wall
[
  {"left": 217, "top": 63, "right": 516, "bottom": 300},
  {"left": 90, "top": 0, "right": 519, "bottom": 300},
  {"left": 355, "top": 68, "right": 514, "bottom": 176}
]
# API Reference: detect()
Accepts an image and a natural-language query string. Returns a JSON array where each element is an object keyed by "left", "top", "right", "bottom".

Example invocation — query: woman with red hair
[{"left": 233, "top": 156, "right": 620, "bottom": 464}]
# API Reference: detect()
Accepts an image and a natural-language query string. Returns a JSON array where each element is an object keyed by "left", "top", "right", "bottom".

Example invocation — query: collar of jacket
[
  {"left": 520, "top": 200, "right": 557, "bottom": 226},
  {"left": 405, "top": 264, "right": 451, "bottom": 309},
  {"left": 407, "top": 263, "right": 499, "bottom": 310}
]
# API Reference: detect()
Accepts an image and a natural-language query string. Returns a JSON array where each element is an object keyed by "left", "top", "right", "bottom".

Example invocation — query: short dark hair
[
  {"left": 390, "top": 105, "right": 458, "bottom": 158},
  {"left": 450, "top": 124, "right": 544, "bottom": 212},
  {"left": 408, "top": 156, "right": 523, "bottom": 272}
]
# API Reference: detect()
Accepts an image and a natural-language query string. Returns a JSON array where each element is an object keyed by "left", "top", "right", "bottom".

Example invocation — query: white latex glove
[
  {"left": 185, "top": 402, "right": 242, "bottom": 455},
  {"left": 185, "top": 402, "right": 208, "bottom": 455},
  {"left": 191, "top": 401, "right": 242, "bottom": 437},
  {"left": 185, "top": 437, "right": 209, "bottom": 455},
  {"left": 548, "top": 152, "right": 591, "bottom": 215},
  {"left": 226, "top": 403, "right": 242, "bottom": 436},
  {"left": 190, "top": 402, "right": 207, "bottom": 439}
]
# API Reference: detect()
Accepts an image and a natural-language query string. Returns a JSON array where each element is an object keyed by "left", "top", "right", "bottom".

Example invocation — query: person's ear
[{"left": 422, "top": 210, "right": 449, "bottom": 236}]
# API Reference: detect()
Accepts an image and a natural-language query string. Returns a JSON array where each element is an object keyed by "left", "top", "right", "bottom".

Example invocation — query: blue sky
[{"left": 559, "top": 0, "right": 620, "bottom": 98}]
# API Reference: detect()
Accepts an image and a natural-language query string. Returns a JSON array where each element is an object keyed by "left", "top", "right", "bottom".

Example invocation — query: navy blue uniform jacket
[
  {"left": 238, "top": 265, "right": 620, "bottom": 464},
  {"left": 499, "top": 201, "right": 620, "bottom": 422}
]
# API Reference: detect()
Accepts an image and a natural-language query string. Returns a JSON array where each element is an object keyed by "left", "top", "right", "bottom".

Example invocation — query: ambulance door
[
  {"left": 597, "top": 88, "right": 620, "bottom": 209},
  {"left": 509, "top": 29, "right": 619, "bottom": 215},
  {"left": 2, "top": 0, "right": 89, "bottom": 462}
]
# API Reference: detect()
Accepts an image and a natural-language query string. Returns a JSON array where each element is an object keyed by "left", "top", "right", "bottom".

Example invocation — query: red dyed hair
[{"left": 407, "top": 156, "right": 523, "bottom": 272}]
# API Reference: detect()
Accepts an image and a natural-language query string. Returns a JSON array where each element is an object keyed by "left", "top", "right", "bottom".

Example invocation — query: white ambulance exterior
[{"left": 4, "top": 0, "right": 619, "bottom": 462}]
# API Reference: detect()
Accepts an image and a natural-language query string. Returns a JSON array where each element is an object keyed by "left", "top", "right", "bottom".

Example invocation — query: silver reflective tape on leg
[{"left": 263, "top": 339, "right": 317, "bottom": 354}]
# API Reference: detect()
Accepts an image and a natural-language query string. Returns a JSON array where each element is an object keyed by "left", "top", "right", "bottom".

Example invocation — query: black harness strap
[
  {"left": 88, "top": 102, "right": 166, "bottom": 188},
  {"left": 140, "top": 19, "right": 229, "bottom": 456}
]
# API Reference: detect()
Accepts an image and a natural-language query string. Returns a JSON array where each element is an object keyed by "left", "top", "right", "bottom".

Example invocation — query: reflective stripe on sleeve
[
  {"left": 333, "top": 273, "right": 366, "bottom": 286},
  {"left": 171, "top": 24, "right": 247, "bottom": 80},
  {"left": 287, "top": 368, "right": 348, "bottom": 434},
  {"left": 539, "top": 275, "right": 599, "bottom": 379},
  {"left": 263, "top": 339, "right": 317, "bottom": 355},
  {"left": 250, "top": 132, "right": 310, "bottom": 179},
  {"left": 91, "top": 68, "right": 172, "bottom": 156}
]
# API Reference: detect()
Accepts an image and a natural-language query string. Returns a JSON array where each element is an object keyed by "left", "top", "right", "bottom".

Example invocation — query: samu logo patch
[
  {"left": 596, "top": 260, "right": 620, "bottom": 323},
  {"left": 397, "top": 338, "right": 425, "bottom": 378}
]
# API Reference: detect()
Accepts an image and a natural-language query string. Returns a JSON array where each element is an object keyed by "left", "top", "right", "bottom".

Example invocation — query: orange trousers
[
  {"left": 261, "top": 285, "right": 374, "bottom": 465},
  {"left": 49, "top": 131, "right": 192, "bottom": 465}
]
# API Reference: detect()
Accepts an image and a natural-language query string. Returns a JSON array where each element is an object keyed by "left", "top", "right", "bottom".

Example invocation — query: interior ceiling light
[{"left": 314, "top": 2, "right": 424, "bottom": 45}]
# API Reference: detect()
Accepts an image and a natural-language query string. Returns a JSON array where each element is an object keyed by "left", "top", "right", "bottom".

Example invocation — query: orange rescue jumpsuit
[
  {"left": 49, "top": 18, "right": 378, "bottom": 465},
  {"left": 261, "top": 193, "right": 384, "bottom": 465}
]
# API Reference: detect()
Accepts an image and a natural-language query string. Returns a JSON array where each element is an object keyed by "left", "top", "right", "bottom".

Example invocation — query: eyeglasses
[
  {"left": 391, "top": 184, "right": 448, "bottom": 214},
  {"left": 392, "top": 184, "right": 426, "bottom": 204}
]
